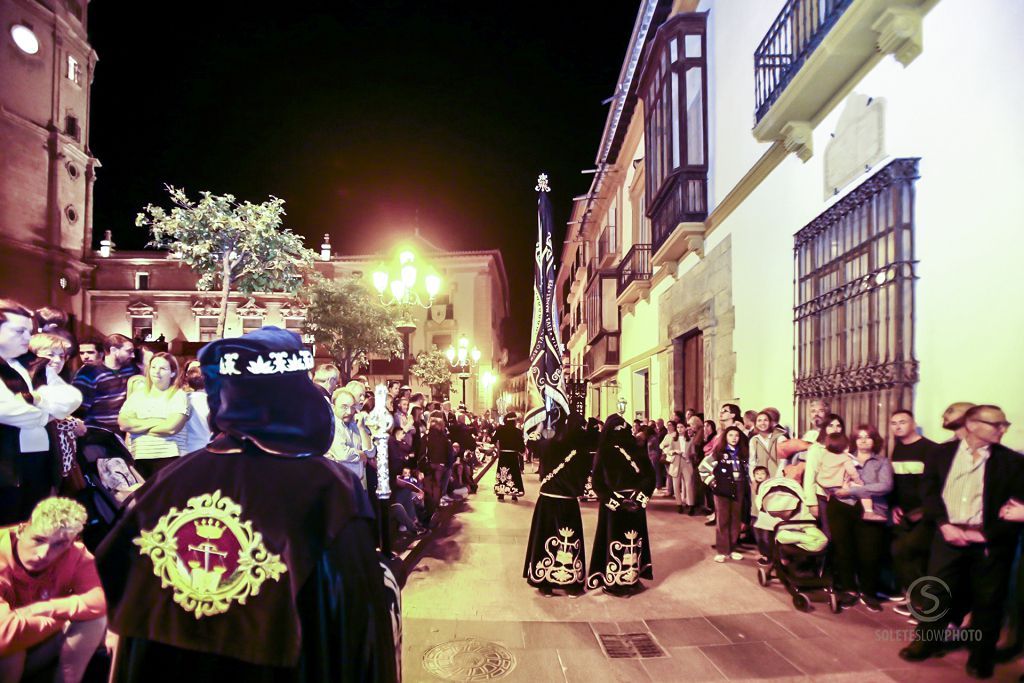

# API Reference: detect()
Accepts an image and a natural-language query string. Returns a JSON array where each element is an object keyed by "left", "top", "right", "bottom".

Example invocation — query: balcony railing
[
  {"left": 651, "top": 171, "right": 708, "bottom": 255},
  {"left": 584, "top": 332, "right": 620, "bottom": 380},
  {"left": 754, "top": 0, "right": 852, "bottom": 124},
  {"left": 617, "top": 243, "right": 652, "bottom": 297}
]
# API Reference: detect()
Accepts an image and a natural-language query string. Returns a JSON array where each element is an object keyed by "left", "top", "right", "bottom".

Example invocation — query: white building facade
[{"left": 558, "top": 0, "right": 1024, "bottom": 449}]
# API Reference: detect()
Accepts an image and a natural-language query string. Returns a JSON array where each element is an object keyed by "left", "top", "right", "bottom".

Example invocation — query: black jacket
[
  {"left": 921, "top": 440, "right": 1024, "bottom": 549},
  {"left": 494, "top": 423, "right": 525, "bottom": 454}
]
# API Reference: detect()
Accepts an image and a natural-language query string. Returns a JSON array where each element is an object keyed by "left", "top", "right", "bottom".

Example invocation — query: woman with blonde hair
[
  {"left": 28, "top": 333, "right": 88, "bottom": 494},
  {"left": 117, "top": 351, "right": 188, "bottom": 478}
]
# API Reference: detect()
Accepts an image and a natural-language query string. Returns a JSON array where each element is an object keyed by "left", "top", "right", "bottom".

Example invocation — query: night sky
[{"left": 88, "top": 2, "right": 638, "bottom": 361}]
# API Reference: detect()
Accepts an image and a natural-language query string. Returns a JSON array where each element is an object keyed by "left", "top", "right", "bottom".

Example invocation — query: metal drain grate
[{"left": 597, "top": 632, "right": 668, "bottom": 659}]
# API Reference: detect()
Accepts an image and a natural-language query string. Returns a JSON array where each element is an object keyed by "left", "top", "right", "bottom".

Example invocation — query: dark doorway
[{"left": 674, "top": 330, "right": 703, "bottom": 416}]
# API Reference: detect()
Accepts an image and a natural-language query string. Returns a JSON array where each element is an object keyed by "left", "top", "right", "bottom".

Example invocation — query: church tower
[{"left": 0, "top": 0, "right": 98, "bottom": 318}]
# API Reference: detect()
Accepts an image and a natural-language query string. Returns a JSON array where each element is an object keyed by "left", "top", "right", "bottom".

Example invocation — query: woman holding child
[{"left": 824, "top": 425, "right": 893, "bottom": 612}]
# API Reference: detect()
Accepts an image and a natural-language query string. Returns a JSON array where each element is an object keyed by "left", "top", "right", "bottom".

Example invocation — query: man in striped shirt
[
  {"left": 900, "top": 404, "right": 1023, "bottom": 679},
  {"left": 71, "top": 334, "right": 138, "bottom": 436}
]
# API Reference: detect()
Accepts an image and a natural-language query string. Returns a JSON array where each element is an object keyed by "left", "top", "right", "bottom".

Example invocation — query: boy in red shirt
[{"left": 0, "top": 497, "right": 106, "bottom": 682}]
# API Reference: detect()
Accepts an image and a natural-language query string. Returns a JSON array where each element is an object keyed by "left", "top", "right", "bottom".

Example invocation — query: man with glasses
[
  {"left": 900, "top": 405, "right": 1022, "bottom": 679},
  {"left": 327, "top": 389, "right": 374, "bottom": 494}
]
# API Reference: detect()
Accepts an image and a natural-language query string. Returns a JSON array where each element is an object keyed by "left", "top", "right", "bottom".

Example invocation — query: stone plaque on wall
[{"left": 823, "top": 93, "right": 886, "bottom": 199}]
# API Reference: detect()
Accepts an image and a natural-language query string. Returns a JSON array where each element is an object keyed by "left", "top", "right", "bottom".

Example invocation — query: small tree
[
  {"left": 301, "top": 276, "right": 403, "bottom": 383},
  {"left": 410, "top": 346, "right": 452, "bottom": 402},
  {"left": 136, "top": 186, "right": 317, "bottom": 337}
]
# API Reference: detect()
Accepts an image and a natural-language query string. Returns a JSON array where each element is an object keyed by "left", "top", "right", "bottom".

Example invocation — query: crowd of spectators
[{"left": 633, "top": 397, "right": 1022, "bottom": 679}]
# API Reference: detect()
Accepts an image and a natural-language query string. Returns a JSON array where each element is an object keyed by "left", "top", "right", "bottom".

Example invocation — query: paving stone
[
  {"left": 766, "top": 636, "right": 877, "bottom": 675},
  {"left": 557, "top": 647, "right": 652, "bottom": 683},
  {"left": 640, "top": 646, "right": 725, "bottom": 680},
  {"left": 453, "top": 619, "right": 525, "bottom": 648},
  {"left": 762, "top": 611, "right": 828, "bottom": 638},
  {"left": 706, "top": 612, "right": 795, "bottom": 644},
  {"left": 522, "top": 621, "right": 600, "bottom": 650},
  {"left": 645, "top": 617, "right": 730, "bottom": 647},
  {"left": 698, "top": 641, "right": 803, "bottom": 679}
]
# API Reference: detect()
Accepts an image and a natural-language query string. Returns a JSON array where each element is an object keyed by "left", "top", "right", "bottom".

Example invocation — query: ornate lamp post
[
  {"left": 445, "top": 334, "right": 480, "bottom": 407},
  {"left": 372, "top": 250, "right": 441, "bottom": 385}
]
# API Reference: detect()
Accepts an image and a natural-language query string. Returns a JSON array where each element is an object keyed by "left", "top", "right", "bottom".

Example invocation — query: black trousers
[
  {"left": 916, "top": 533, "right": 1013, "bottom": 662},
  {"left": 0, "top": 451, "right": 54, "bottom": 526},
  {"left": 891, "top": 515, "right": 934, "bottom": 592},
  {"left": 826, "top": 496, "right": 887, "bottom": 596}
]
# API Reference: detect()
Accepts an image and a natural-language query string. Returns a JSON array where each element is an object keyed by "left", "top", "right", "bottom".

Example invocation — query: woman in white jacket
[{"left": 0, "top": 301, "right": 82, "bottom": 524}]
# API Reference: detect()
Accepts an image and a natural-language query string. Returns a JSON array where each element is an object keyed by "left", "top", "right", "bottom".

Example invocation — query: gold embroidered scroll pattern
[
  {"left": 135, "top": 490, "right": 287, "bottom": 619},
  {"left": 528, "top": 527, "right": 583, "bottom": 585}
]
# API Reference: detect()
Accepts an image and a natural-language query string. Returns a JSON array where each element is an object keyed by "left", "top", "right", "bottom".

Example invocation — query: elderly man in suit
[{"left": 899, "top": 404, "right": 1022, "bottom": 680}]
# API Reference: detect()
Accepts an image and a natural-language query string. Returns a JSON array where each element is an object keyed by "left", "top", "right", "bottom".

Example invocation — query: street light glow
[
  {"left": 425, "top": 273, "right": 441, "bottom": 298},
  {"left": 372, "top": 268, "right": 389, "bottom": 294},
  {"left": 399, "top": 250, "right": 415, "bottom": 265},
  {"left": 400, "top": 264, "right": 417, "bottom": 288},
  {"left": 389, "top": 279, "right": 406, "bottom": 300}
]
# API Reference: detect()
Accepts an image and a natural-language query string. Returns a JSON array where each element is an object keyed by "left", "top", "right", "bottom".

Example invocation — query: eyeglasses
[{"left": 973, "top": 419, "right": 1011, "bottom": 429}]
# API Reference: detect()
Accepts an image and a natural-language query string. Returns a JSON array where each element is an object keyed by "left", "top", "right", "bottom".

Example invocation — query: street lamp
[
  {"left": 99, "top": 230, "right": 115, "bottom": 258},
  {"left": 446, "top": 334, "right": 480, "bottom": 407},
  {"left": 617, "top": 396, "right": 627, "bottom": 415},
  {"left": 372, "top": 249, "right": 441, "bottom": 384},
  {"left": 320, "top": 234, "right": 332, "bottom": 261}
]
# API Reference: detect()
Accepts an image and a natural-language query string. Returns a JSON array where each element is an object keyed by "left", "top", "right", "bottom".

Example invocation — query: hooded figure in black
[
  {"left": 493, "top": 412, "right": 525, "bottom": 501},
  {"left": 95, "top": 327, "right": 400, "bottom": 682},
  {"left": 586, "top": 412, "right": 656, "bottom": 596},
  {"left": 523, "top": 413, "right": 591, "bottom": 594}
]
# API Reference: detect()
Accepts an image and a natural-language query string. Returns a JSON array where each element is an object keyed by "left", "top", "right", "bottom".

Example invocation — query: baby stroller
[
  {"left": 74, "top": 427, "right": 145, "bottom": 550},
  {"left": 754, "top": 477, "right": 839, "bottom": 613}
]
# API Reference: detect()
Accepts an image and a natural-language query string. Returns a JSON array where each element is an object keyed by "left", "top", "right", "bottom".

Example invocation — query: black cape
[
  {"left": 523, "top": 421, "right": 592, "bottom": 590},
  {"left": 586, "top": 415, "right": 656, "bottom": 592},
  {"left": 96, "top": 436, "right": 400, "bottom": 682}
]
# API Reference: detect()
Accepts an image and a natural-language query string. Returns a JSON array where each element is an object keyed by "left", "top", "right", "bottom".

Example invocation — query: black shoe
[
  {"left": 899, "top": 640, "right": 937, "bottom": 662},
  {"left": 688, "top": 507, "right": 700, "bottom": 516},
  {"left": 860, "top": 594, "right": 883, "bottom": 613},
  {"left": 966, "top": 653, "right": 994, "bottom": 679},
  {"left": 677, "top": 505, "right": 685, "bottom": 514},
  {"left": 704, "top": 519, "right": 716, "bottom": 527},
  {"left": 497, "top": 495, "right": 504, "bottom": 501}
]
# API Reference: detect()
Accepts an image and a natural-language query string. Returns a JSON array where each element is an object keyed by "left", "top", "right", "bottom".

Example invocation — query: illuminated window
[
  {"left": 241, "top": 317, "right": 262, "bottom": 334},
  {"left": 131, "top": 317, "right": 153, "bottom": 342},
  {"left": 794, "top": 158, "right": 920, "bottom": 432},
  {"left": 198, "top": 317, "right": 218, "bottom": 342},
  {"left": 66, "top": 54, "right": 81, "bottom": 85}
]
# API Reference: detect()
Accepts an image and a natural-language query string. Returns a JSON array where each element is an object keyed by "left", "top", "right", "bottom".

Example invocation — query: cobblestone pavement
[{"left": 403, "top": 465, "right": 1024, "bottom": 682}]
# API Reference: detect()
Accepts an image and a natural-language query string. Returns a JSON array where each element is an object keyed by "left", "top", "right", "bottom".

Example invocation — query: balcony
[
  {"left": 584, "top": 332, "right": 620, "bottom": 381},
  {"left": 753, "top": 0, "right": 932, "bottom": 161},
  {"left": 650, "top": 170, "right": 706, "bottom": 269},
  {"left": 616, "top": 243, "right": 652, "bottom": 308}
]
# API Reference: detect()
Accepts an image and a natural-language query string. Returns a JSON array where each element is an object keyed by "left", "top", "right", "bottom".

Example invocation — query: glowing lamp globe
[
  {"left": 372, "top": 270, "right": 389, "bottom": 294},
  {"left": 11, "top": 25, "right": 39, "bottom": 55},
  {"left": 425, "top": 274, "right": 441, "bottom": 298}
]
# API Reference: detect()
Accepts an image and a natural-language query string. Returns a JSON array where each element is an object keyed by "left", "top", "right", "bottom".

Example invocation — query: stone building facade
[
  {"left": 0, "top": 0, "right": 98, "bottom": 318},
  {"left": 556, "top": 0, "right": 1024, "bottom": 449}
]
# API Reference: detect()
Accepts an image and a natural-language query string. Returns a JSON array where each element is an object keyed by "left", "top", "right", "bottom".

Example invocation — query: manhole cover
[
  {"left": 597, "top": 632, "right": 667, "bottom": 659},
  {"left": 422, "top": 638, "right": 517, "bottom": 681}
]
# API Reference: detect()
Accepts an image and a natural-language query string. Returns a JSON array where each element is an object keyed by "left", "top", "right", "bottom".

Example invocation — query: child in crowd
[
  {"left": 750, "top": 466, "right": 772, "bottom": 565},
  {"left": 817, "top": 435, "right": 882, "bottom": 521}
]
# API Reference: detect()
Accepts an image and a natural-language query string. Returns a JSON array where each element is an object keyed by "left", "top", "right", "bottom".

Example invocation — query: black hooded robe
[
  {"left": 523, "top": 418, "right": 592, "bottom": 592},
  {"left": 96, "top": 440, "right": 400, "bottom": 682},
  {"left": 586, "top": 415, "right": 657, "bottom": 594},
  {"left": 96, "top": 327, "right": 399, "bottom": 682},
  {"left": 493, "top": 423, "right": 525, "bottom": 499}
]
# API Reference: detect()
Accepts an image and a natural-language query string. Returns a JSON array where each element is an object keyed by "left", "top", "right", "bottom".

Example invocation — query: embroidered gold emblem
[
  {"left": 528, "top": 527, "right": 583, "bottom": 585},
  {"left": 134, "top": 490, "right": 287, "bottom": 619}
]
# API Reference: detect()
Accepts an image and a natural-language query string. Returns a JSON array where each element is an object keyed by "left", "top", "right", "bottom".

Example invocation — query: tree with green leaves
[
  {"left": 136, "top": 186, "right": 317, "bottom": 337},
  {"left": 301, "top": 276, "right": 403, "bottom": 383},
  {"left": 410, "top": 346, "right": 452, "bottom": 402}
]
